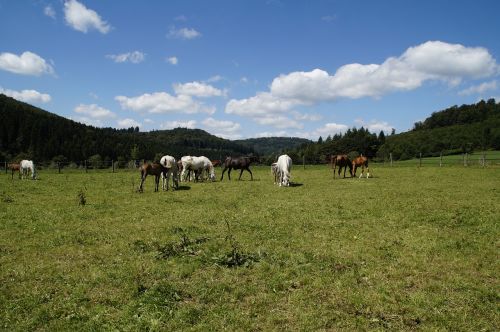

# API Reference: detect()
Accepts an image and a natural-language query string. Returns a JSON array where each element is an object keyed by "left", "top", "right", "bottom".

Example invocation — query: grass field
[{"left": 1, "top": 165, "right": 499, "bottom": 330}]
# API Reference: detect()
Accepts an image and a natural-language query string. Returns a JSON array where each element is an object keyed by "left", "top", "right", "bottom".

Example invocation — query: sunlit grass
[{"left": 1, "top": 165, "right": 498, "bottom": 330}]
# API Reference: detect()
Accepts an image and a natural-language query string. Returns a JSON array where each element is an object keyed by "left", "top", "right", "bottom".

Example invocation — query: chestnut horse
[
  {"left": 139, "top": 162, "right": 167, "bottom": 192},
  {"left": 220, "top": 156, "right": 257, "bottom": 181},
  {"left": 352, "top": 155, "right": 370, "bottom": 178},
  {"left": 8, "top": 163, "right": 21, "bottom": 179},
  {"left": 331, "top": 155, "right": 352, "bottom": 179}
]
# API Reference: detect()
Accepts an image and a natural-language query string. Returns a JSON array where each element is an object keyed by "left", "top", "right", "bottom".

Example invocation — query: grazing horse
[
  {"left": 352, "top": 155, "right": 370, "bottom": 178},
  {"left": 159, "top": 155, "right": 179, "bottom": 191},
  {"left": 331, "top": 155, "right": 352, "bottom": 179},
  {"left": 181, "top": 156, "right": 215, "bottom": 182},
  {"left": 211, "top": 159, "right": 222, "bottom": 167},
  {"left": 8, "top": 163, "right": 21, "bottom": 179},
  {"left": 20, "top": 160, "right": 36, "bottom": 179},
  {"left": 139, "top": 162, "right": 167, "bottom": 192},
  {"left": 220, "top": 156, "right": 257, "bottom": 181},
  {"left": 276, "top": 154, "right": 292, "bottom": 186}
]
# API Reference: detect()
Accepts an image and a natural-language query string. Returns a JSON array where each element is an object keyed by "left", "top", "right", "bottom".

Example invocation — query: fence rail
[{"left": 2, "top": 153, "right": 500, "bottom": 174}]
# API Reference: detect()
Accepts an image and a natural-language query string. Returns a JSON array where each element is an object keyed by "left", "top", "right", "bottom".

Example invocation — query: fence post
[
  {"left": 85, "top": 160, "right": 88, "bottom": 173},
  {"left": 303, "top": 156, "right": 305, "bottom": 170},
  {"left": 4, "top": 161, "right": 7, "bottom": 174},
  {"left": 463, "top": 153, "right": 467, "bottom": 167},
  {"left": 440, "top": 152, "right": 443, "bottom": 167},
  {"left": 390, "top": 153, "right": 393, "bottom": 167},
  {"left": 419, "top": 152, "right": 422, "bottom": 167},
  {"left": 482, "top": 152, "right": 486, "bottom": 168},
  {"left": 58, "top": 162, "right": 61, "bottom": 174}
]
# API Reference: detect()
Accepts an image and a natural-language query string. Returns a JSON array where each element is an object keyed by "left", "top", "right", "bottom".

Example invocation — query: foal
[
  {"left": 8, "top": 163, "right": 21, "bottom": 179},
  {"left": 139, "top": 163, "right": 167, "bottom": 192}
]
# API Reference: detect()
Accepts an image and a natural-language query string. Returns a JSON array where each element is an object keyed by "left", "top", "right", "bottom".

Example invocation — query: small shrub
[{"left": 77, "top": 189, "right": 86, "bottom": 206}]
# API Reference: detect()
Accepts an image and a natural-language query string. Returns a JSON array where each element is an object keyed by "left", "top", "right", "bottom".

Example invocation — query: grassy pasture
[{"left": 0, "top": 165, "right": 498, "bottom": 330}]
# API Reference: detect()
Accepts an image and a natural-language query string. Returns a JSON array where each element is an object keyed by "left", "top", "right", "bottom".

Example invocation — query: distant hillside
[
  {"left": 235, "top": 137, "right": 311, "bottom": 156},
  {"left": 378, "top": 99, "right": 500, "bottom": 159},
  {"left": 0, "top": 94, "right": 253, "bottom": 162}
]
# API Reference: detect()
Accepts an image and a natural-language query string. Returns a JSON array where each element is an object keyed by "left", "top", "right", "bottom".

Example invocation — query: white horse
[
  {"left": 20, "top": 160, "right": 36, "bottom": 180},
  {"left": 159, "top": 155, "right": 179, "bottom": 190},
  {"left": 276, "top": 154, "right": 292, "bottom": 187},
  {"left": 181, "top": 156, "right": 215, "bottom": 182}
]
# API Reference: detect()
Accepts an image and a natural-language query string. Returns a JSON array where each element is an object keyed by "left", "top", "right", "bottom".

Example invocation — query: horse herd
[
  {"left": 5, "top": 154, "right": 370, "bottom": 191},
  {"left": 139, "top": 155, "right": 266, "bottom": 192},
  {"left": 7, "top": 160, "right": 37, "bottom": 180}
]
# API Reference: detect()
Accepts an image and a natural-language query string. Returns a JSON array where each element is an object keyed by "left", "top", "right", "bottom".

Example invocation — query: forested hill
[
  {"left": 0, "top": 94, "right": 254, "bottom": 162},
  {"left": 377, "top": 99, "right": 500, "bottom": 159},
  {"left": 235, "top": 137, "right": 311, "bottom": 156}
]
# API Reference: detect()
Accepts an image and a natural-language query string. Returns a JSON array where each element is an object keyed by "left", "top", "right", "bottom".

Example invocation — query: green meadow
[{"left": 1, "top": 165, "right": 498, "bottom": 330}]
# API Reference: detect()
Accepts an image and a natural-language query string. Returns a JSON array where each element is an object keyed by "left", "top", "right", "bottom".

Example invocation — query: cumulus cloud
[
  {"left": 64, "top": 0, "right": 111, "bottom": 34},
  {"left": 74, "top": 103, "right": 116, "bottom": 119},
  {"left": 173, "top": 81, "right": 226, "bottom": 97},
  {"left": 314, "top": 123, "right": 349, "bottom": 137},
  {"left": 458, "top": 80, "right": 497, "bottom": 96},
  {"left": 160, "top": 120, "right": 197, "bottom": 129},
  {"left": 44, "top": 5, "right": 56, "bottom": 19},
  {"left": 0, "top": 51, "right": 54, "bottom": 76},
  {"left": 226, "top": 41, "right": 499, "bottom": 128},
  {"left": 166, "top": 56, "right": 178, "bottom": 65},
  {"left": 106, "top": 51, "right": 145, "bottom": 63},
  {"left": 117, "top": 118, "right": 141, "bottom": 128},
  {"left": 0, "top": 87, "right": 51, "bottom": 103},
  {"left": 73, "top": 116, "right": 104, "bottom": 127},
  {"left": 202, "top": 117, "right": 241, "bottom": 133},
  {"left": 115, "top": 92, "right": 215, "bottom": 115},
  {"left": 354, "top": 119, "right": 393, "bottom": 133},
  {"left": 167, "top": 26, "right": 201, "bottom": 39}
]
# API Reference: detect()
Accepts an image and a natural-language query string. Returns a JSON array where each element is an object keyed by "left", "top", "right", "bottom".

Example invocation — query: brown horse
[
  {"left": 8, "top": 163, "right": 21, "bottom": 179},
  {"left": 139, "top": 162, "right": 167, "bottom": 192},
  {"left": 331, "top": 155, "right": 352, "bottom": 179},
  {"left": 220, "top": 156, "right": 257, "bottom": 181},
  {"left": 352, "top": 155, "right": 370, "bottom": 178},
  {"left": 211, "top": 159, "right": 222, "bottom": 167}
]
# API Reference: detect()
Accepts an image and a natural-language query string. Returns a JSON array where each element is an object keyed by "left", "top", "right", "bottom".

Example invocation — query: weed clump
[{"left": 77, "top": 189, "right": 86, "bottom": 206}]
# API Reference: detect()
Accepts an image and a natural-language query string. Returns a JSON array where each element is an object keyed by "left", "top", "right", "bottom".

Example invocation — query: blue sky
[{"left": 1, "top": 0, "right": 499, "bottom": 140}]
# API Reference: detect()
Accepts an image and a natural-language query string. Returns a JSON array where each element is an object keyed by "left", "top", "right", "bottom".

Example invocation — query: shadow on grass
[
  {"left": 175, "top": 185, "right": 191, "bottom": 191},
  {"left": 289, "top": 182, "right": 303, "bottom": 187}
]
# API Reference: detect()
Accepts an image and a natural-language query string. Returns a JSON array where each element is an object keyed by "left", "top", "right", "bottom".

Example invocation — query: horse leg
[
  {"left": 228, "top": 168, "right": 232, "bottom": 180},
  {"left": 333, "top": 165, "right": 336, "bottom": 179},
  {"left": 139, "top": 173, "right": 146, "bottom": 192},
  {"left": 155, "top": 174, "right": 160, "bottom": 192},
  {"left": 220, "top": 167, "right": 226, "bottom": 181},
  {"left": 359, "top": 166, "right": 364, "bottom": 179},
  {"left": 366, "top": 166, "right": 370, "bottom": 178},
  {"left": 247, "top": 167, "right": 253, "bottom": 181}
]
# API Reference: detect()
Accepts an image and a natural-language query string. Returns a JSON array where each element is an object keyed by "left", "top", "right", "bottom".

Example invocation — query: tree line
[
  {"left": 286, "top": 99, "right": 500, "bottom": 163},
  {"left": 0, "top": 94, "right": 254, "bottom": 165}
]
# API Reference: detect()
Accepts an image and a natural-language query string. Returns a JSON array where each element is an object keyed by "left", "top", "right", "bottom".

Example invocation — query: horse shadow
[
  {"left": 174, "top": 185, "right": 191, "bottom": 191},
  {"left": 289, "top": 182, "right": 303, "bottom": 187}
]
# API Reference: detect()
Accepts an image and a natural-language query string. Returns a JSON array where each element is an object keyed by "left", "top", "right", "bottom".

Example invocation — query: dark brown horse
[
  {"left": 331, "top": 155, "right": 352, "bottom": 179},
  {"left": 8, "top": 163, "right": 21, "bottom": 179},
  {"left": 139, "top": 162, "right": 167, "bottom": 192},
  {"left": 352, "top": 155, "right": 370, "bottom": 178},
  {"left": 220, "top": 156, "right": 257, "bottom": 181}
]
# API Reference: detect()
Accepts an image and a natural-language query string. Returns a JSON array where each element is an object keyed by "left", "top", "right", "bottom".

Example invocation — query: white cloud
[
  {"left": 117, "top": 118, "right": 141, "bottom": 128},
  {"left": 226, "top": 41, "right": 499, "bottom": 128},
  {"left": 0, "top": 51, "right": 54, "bottom": 76},
  {"left": 74, "top": 116, "right": 103, "bottom": 127},
  {"left": 44, "top": 5, "right": 56, "bottom": 19},
  {"left": 106, "top": 51, "right": 145, "bottom": 63},
  {"left": 207, "top": 75, "right": 223, "bottom": 83},
  {"left": 115, "top": 92, "right": 215, "bottom": 115},
  {"left": 160, "top": 120, "right": 197, "bottom": 129},
  {"left": 355, "top": 119, "right": 393, "bottom": 133},
  {"left": 167, "top": 26, "right": 201, "bottom": 39},
  {"left": 64, "top": 0, "right": 111, "bottom": 34},
  {"left": 202, "top": 117, "right": 241, "bottom": 133},
  {"left": 255, "top": 130, "right": 289, "bottom": 138},
  {"left": 0, "top": 87, "right": 51, "bottom": 103},
  {"left": 166, "top": 56, "right": 178, "bottom": 65},
  {"left": 314, "top": 123, "right": 349, "bottom": 137},
  {"left": 459, "top": 80, "right": 497, "bottom": 96},
  {"left": 74, "top": 103, "right": 116, "bottom": 119},
  {"left": 173, "top": 81, "right": 226, "bottom": 97}
]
